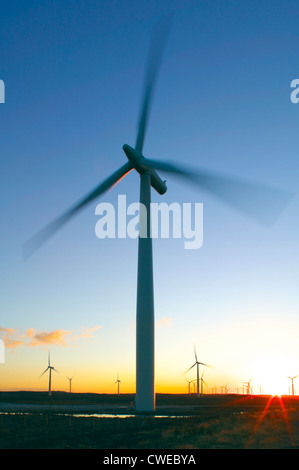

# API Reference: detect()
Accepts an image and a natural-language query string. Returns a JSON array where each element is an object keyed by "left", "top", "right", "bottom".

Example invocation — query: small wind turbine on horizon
[
  {"left": 114, "top": 373, "right": 121, "bottom": 395},
  {"left": 199, "top": 370, "right": 208, "bottom": 396},
  {"left": 287, "top": 375, "right": 298, "bottom": 396},
  {"left": 185, "top": 378, "right": 193, "bottom": 395},
  {"left": 220, "top": 384, "right": 228, "bottom": 394},
  {"left": 23, "top": 17, "right": 292, "bottom": 413},
  {"left": 39, "top": 352, "right": 58, "bottom": 397},
  {"left": 67, "top": 376, "right": 74, "bottom": 393},
  {"left": 243, "top": 379, "right": 252, "bottom": 395},
  {"left": 185, "top": 346, "right": 211, "bottom": 397}
]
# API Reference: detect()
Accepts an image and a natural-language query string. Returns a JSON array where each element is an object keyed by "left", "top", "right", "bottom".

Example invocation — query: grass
[{"left": 1, "top": 392, "right": 299, "bottom": 449}]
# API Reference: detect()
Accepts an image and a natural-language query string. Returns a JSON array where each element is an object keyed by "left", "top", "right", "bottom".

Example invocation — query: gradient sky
[{"left": 0, "top": 0, "right": 298, "bottom": 396}]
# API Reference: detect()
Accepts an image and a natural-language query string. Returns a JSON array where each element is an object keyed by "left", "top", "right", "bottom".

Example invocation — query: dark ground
[{"left": 0, "top": 391, "right": 298, "bottom": 449}]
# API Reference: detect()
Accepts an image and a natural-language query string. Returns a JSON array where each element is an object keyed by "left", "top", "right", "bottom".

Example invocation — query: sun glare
[{"left": 254, "top": 356, "right": 292, "bottom": 397}]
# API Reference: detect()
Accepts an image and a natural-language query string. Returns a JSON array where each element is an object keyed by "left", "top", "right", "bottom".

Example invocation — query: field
[{"left": 1, "top": 391, "right": 299, "bottom": 449}]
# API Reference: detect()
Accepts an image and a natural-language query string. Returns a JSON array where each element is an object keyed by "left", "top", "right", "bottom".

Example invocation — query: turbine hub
[{"left": 122, "top": 144, "right": 167, "bottom": 195}]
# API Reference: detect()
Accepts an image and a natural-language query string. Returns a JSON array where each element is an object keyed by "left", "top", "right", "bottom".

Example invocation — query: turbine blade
[
  {"left": 143, "top": 158, "right": 293, "bottom": 227},
  {"left": 198, "top": 362, "right": 212, "bottom": 368},
  {"left": 193, "top": 344, "right": 198, "bottom": 363},
  {"left": 184, "top": 363, "right": 196, "bottom": 375},
  {"left": 23, "top": 162, "right": 133, "bottom": 258},
  {"left": 39, "top": 367, "right": 49, "bottom": 378},
  {"left": 135, "top": 16, "right": 172, "bottom": 154}
]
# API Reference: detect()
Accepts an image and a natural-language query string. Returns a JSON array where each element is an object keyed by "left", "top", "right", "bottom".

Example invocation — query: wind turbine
[
  {"left": 199, "top": 370, "right": 208, "bottom": 396},
  {"left": 67, "top": 376, "right": 74, "bottom": 393},
  {"left": 287, "top": 375, "right": 298, "bottom": 396},
  {"left": 23, "top": 19, "right": 292, "bottom": 413},
  {"left": 243, "top": 379, "right": 252, "bottom": 395},
  {"left": 114, "top": 373, "right": 121, "bottom": 395},
  {"left": 39, "top": 351, "right": 58, "bottom": 396},
  {"left": 185, "top": 377, "right": 193, "bottom": 395},
  {"left": 185, "top": 346, "right": 211, "bottom": 397}
]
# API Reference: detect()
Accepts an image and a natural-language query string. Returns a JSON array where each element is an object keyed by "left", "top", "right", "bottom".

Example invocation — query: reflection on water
[
  {"left": 69, "top": 414, "right": 189, "bottom": 419},
  {"left": 0, "top": 411, "right": 189, "bottom": 419}
]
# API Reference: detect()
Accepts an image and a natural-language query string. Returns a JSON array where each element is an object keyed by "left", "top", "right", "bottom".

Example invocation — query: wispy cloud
[
  {"left": 27, "top": 328, "right": 71, "bottom": 346},
  {"left": 0, "top": 325, "right": 102, "bottom": 349},
  {"left": 156, "top": 317, "right": 173, "bottom": 328},
  {"left": 0, "top": 327, "right": 26, "bottom": 349},
  {"left": 72, "top": 326, "right": 102, "bottom": 341}
]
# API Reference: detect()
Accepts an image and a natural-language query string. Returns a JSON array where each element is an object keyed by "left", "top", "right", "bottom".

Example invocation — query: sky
[{"left": 0, "top": 0, "right": 298, "bottom": 397}]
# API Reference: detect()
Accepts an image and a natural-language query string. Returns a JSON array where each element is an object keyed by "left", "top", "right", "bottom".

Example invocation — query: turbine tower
[
  {"left": 185, "top": 346, "right": 211, "bottom": 397},
  {"left": 114, "top": 373, "right": 121, "bottom": 395},
  {"left": 287, "top": 375, "right": 298, "bottom": 396},
  {"left": 23, "top": 19, "right": 292, "bottom": 413},
  {"left": 40, "top": 352, "right": 57, "bottom": 396}
]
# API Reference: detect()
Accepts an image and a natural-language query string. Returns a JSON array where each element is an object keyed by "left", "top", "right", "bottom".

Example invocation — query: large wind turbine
[
  {"left": 185, "top": 346, "right": 211, "bottom": 397},
  {"left": 39, "top": 352, "right": 57, "bottom": 397},
  {"left": 24, "top": 19, "right": 292, "bottom": 412},
  {"left": 287, "top": 375, "right": 298, "bottom": 396}
]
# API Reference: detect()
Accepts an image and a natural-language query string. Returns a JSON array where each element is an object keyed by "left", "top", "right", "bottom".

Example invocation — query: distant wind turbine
[
  {"left": 39, "top": 352, "right": 58, "bottom": 396},
  {"left": 242, "top": 379, "right": 252, "bottom": 395},
  {"left": 287, "top": 375, "right": 298, "bottom": 396},
  {"left": 199, "top": 370, "right": 208, "bottom": 396},
  {"left": 23, "top": 17, "right": 292, "bottom": 413},
  {"left": 67, "top": 376, "right": 74, "bottom": 393},
  {"left": 185, "top": 378, "right": 193, "bottom": 395},
  {"left": 114, "top": 373, "right": 121, "bottom": 395},
  {"left": 185, "top": 346, "right": 211, "bottom": 397}
]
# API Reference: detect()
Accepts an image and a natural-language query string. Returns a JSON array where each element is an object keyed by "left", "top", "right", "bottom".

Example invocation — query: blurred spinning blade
[{"left": 143, "top": 157, "right": 292, "bottom": 226}]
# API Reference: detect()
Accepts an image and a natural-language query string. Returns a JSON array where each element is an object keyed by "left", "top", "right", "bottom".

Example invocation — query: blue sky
[{"left": 0, "top": 0, "right": 298, "bottom": 395}]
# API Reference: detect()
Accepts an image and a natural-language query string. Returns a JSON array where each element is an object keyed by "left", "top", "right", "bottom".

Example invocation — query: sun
[
  {"left": 262, "top": 377, "right": 283, "bottom": 397},
  {"left": 253, "top": 356, "right": 290, "bottom": 396}
]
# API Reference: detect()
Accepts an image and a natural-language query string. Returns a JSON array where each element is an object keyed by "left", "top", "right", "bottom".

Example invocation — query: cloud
[
  {"left": 0, "top": 325, "right": 101, "bottom": 349},
  {"left": 156, "top": 317, "right": 173, "bottom": 328},
  {"left": 80, "top": 326, "right": 102, "bottom": 338},
  {"left": 0, "top": 327, "right": 26, "bottom": 349},
  {"left": 27, "top": 329, "right": 71, "bottom": 347}
]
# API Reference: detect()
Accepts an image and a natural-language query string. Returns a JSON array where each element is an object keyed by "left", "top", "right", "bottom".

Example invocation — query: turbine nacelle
[{"left": 122, "top": 144, "right": 167, "bottom": 195}]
